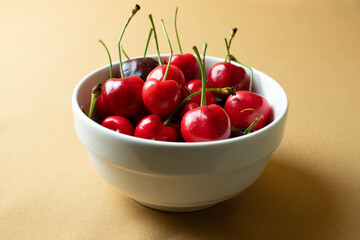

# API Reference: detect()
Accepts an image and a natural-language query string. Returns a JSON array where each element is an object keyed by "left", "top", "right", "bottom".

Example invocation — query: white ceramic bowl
[{"left": 72, "top": 55, "right": 288, "bottom": 212}]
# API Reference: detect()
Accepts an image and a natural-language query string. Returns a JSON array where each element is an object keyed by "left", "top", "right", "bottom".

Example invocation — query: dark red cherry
[{"left": 121, "top": 57, "right": 159, "bottom": 81}]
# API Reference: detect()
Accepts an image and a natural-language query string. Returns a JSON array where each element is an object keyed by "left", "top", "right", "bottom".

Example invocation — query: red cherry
[
  {"left": 96, "top": 94, "right": 112, "bottom": 122},
  {"left": 134, "top": 115, "right": 178, "bottom": 142},
  {"left": 181, "top": 104, "right": 231, "bottom": 142},
  {"left": 182, "top": 79, "right": 216, "bottom": 106},
  {"left": 224, "top": 91, "right": 271, "bottom": 131},
  {"left": 142, "top": 78, "right": 181, "bottom": 119},
  {"left": 102, "top": 76, "right": 144, "bottom": 118},
  {"left": 146, "top": 65, "right": 186, "bottom": 93},
  {"left": 180, "top": 102, "right": 199, "bottom": 118},
  {"left": 208, "top": 62, "right": 250, "bottom": 99},
  {"left": 167, "top": 54, "right": 200, "bottom": 82},
  {"left": 101, "top": 116, "right": 134, "bottom": 136}
]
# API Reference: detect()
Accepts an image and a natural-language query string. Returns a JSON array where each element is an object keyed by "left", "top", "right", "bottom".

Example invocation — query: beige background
[{"left": 1, "top": 0, "right": 360, "bottom": 239}]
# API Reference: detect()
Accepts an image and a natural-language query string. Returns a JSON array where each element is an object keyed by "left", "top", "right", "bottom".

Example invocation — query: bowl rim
[{"left": 72, "top": 55, "right": 288, "bottom": 148}]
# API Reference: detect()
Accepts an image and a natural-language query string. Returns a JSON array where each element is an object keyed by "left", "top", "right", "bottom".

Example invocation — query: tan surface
[{"left": 1, "top": 0, "right": 360, "bottom": 239}]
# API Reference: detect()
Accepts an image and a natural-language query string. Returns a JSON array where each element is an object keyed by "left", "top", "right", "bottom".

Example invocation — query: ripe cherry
[
  {"left": 102, "top": 77, "right": 144, "bottom": 117},
  {"left": 142, "top": 20, "right": 182, "bottom": 119},
  {"left": 100, "top": 5, "right": 145, "bottom": 118},
  {"left": 101, "top": 116, "right": 134, "bottom": 136},
  {"left": 224, "top": 91, "right": 271, "bottom": 131},
  {"left": 182, "top": 79, "right": 216, "bottom": 106},
  {"left": 167, "top": 54, "right": 199, "bottom": 82},
  {"left": 142, "top": 78, "right": 181, "bottom": 119},
  {"left": 134, "top": 115, "right": 178, "bottom": 142},
  {"left": 146, "top": 65, "right": 185, "bottom": 93},
  {"left": 208, "top": 62, "right": 249, "bottom": 99},
  {"left": 181, "top": 104, "right": 231, "bottom": 142},
  {"left": 208, "top": 28, "right": 250, "bottom": 99},
  {"left": 181, "top": 44, "right": 231, "bottom": 142},
  {"left": 180, "top": 102, "right": 199, "bottom": 118},
  {"left": 122, "top": 57, "right": 159, "bottom": 81}
]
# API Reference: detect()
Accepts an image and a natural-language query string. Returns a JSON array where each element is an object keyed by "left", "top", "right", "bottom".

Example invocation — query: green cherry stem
[
  {"left": 163, "top": 87, "right": 236, "bottom": 125},
  {"left": 174, "top": 7, "right": 183, "bottom": 55},
  {"left": 225, "top": 38, "right": 230, "bottom": 63},
  {"left": 224, "top": 28, "right": 237, "bottom": 62},
  {"left": 88, "top": 83, "right": 103, "bottom": 119},
  {"left": 143, "top": 28, "right": 153, "bottom": 57},
  {"left": 149, "top": 14, "right": 162, "bottom": 65},
  {"left": 193, "top": 43, "right": 207, "bottom": 107},
  {"left": 121, "top": 45, "right": 130, "bottom": 60},
  {"left": 161, "top": 19, "right": 173, "bottom": 81},
  {"left": 98, "top": 39, "right": 113, "bottom": 78},
  {"left": 118, "top": 4, "right": 140, "bottom": 78},
  {"left": 241, "top": 108, "right": 264, "bottom": 134},
  {"left": 229, "top": 54, "right": 253, "bottom": 92}
]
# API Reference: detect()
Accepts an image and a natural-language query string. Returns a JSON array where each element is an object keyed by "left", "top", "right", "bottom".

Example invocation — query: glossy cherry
[
  {"left": 142, "top": 20, "right": 182, "bottom": 119},
  {"left": 208, "top": 28, "right": 250, "bottom": 99},
  {"left": 146, "top": 65, "right": 185, "bottom": 93},
  {"left": 182, "top": 79, "right": 216, "bottom": 106},
  {"left": 142, "top": 78, "right": 181, "bottom": 119},
  {"left": 181, "top": 44, "right": 231, "bottom": 142},
  {"left": 121, "top": 57, "right": 159, "bottom": 81},
  {"left": 101, "top": 116, "right": 134, "bottom": 136},
  {"left": 100, "top": 5, "right": 144, "bottom": 118},
  {"left": 134, "top": 115, "right": 178, "bottom": 142},
  {"left": 102, "top": 76, "right": 144, "bottom": 117},
  {"left": 167, "top": 54, "right": 199, "bottom": 82},
  {"left": 224, "top": 90, "right": 271, "bottom": 131},
  {"left": 181, "top": 104, "right": 231, "bottom": 142},
  {"left": 208, "top": 62, "right": 250, "bottom": 99},
  {"left": 180, "top": 102, "right": 199, "bottom": 118}
]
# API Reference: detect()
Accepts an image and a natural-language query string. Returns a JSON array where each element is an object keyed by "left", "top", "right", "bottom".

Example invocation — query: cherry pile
[{"left": 85, "top": 4, "right": 272, "bottom": 143}]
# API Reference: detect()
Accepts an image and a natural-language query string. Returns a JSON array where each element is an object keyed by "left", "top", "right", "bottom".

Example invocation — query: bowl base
[{"left": 135, "top": 200, "right": 218, "bottom": 213}]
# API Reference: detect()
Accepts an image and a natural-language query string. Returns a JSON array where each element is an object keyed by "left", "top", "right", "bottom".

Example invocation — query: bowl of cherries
[{"left": 72, "top": 5, "right": 288, "bottom": 212}]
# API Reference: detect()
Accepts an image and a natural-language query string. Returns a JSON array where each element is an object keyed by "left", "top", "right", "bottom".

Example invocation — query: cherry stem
[
  {"left": 163, "top": 87, "right": 235, "bottom": 125},
  {"left": 174, "top": 7, "right": 183, "bottom": 55},
  {"left": 149, "top": 14, "right": 162, "bottom": 65},
  {"left": 161, "top": 19, "right": 173, "bottom": 81},
  {"left": 88, "top": 83, "right": 102, "bottom": 119},
  {"left": 224, "top": 28, "right": 237, "bottom": 62},
  {"left": 192, "top": 43, "right": 207, "bottom": 107},
  {"left": 225, "top": 38, "right": 230, "bottom": 63},
  {"left": 229, "top": 54, "right": 253, "bottom": 92},
  {"left": 121, "top": 45, "right": 130, "bottom": 60},
  {"left": 99, "top": 39, "right": 113, "bottom": 78},
  {"left": 118, "top": 4, "right": 140, "bottom": 78},
  {"left": 143, "top": 28, "right": 153, "bottom": 57},
  {"left": 241, "top": 108, "right": 264, "bottom": 134}
]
